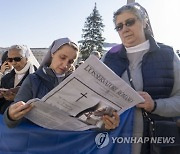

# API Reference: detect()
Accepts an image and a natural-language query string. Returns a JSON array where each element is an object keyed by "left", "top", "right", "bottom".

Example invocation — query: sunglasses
[
  {"left": 115, "top": 18, "right": 137, "bottom": 31},
  {"left": 7, "top": 57, "right": 23, "bottom": 62}
]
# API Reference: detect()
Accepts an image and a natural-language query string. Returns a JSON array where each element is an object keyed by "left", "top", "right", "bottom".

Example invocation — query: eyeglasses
[
  {"left": 115, "top": 18, "right": 137, "bottom": 31},
  {"left": 7, "top": 57, "right": 23, "bottom": 62}
]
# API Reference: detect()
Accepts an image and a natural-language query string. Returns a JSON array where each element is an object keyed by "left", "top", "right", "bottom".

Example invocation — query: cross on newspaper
[{"left": 25, "top": 55, "right": 144, "bottom": 131}]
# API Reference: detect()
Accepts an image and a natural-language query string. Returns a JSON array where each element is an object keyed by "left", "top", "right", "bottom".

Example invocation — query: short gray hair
[{"left": 8, "top": 44, "right": 30, "bottom": 58}]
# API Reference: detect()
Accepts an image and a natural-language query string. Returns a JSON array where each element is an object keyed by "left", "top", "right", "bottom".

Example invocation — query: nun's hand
[
  {"left": 102, "top": 112, "right": 120, "bottom": 130},
  {"left": 8, "top": 101, "right": 34, "bottom": 121}
]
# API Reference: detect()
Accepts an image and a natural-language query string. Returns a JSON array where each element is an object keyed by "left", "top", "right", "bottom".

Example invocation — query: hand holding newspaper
[{"left": 25, "top": 56, "right": 144, "bottom": 131}]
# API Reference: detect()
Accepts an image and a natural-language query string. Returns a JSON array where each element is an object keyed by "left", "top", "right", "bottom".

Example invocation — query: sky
[{"left": 0, "top": 0, "right": 180, "bottom": 50}]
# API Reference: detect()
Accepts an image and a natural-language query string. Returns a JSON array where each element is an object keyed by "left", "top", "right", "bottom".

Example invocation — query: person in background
[
  {"left": 0, "top": 51, "right": 13, "bottom": 82},
  {"left": 0, "top": 45, "right": 38, "bottom": 114},
  {"left": 4, "top": 37, "right": 119, "bottom": 130},
  {"left": 90, "top": 51, "right": 101, "bottom": 59},
  {"left": 75, "top": 60, "right": 84, "bottom": 69},
  {"left": 102, "top": 3, "right": 180, "bottom": 154}
]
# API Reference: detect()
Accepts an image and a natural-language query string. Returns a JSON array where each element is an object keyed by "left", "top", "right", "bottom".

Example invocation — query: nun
[{"left": 0, "top": 44, "right": 39, "bottom": 114}]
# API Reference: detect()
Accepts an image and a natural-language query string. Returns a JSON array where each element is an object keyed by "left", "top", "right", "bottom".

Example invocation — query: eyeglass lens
[
  {"left": 115, "top": 18, "right": 136, "bottom": 31},
  {"left": 7, "top": 57, "right": 22, "bottom": 62}
]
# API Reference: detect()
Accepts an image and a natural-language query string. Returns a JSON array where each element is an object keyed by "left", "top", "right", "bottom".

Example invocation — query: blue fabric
[
  {"left": 29, "top": 68, "right": 67, "bottom": 99},
  {"left": 142, "top": 43, "right": 174, "bottom": 99},
  {"left": 30, "top": 70, "right": 53, "bottom": 99},
  {"left": 0, "top": 108, "right": 134, "bottom": 154}
]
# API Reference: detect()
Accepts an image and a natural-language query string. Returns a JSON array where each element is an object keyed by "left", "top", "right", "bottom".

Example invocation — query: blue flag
[{"left": 0, "top": 108, "right": 134, "bottom": 154}]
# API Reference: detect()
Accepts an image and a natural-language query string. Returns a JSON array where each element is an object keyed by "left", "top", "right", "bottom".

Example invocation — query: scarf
[{"left": 14, "top": 61, "right": 35, "bottom": 87}]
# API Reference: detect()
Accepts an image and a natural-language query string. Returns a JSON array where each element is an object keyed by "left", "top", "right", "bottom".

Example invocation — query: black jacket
[{"left": 0, "top": 66, "right": 37, "bottom": 114}]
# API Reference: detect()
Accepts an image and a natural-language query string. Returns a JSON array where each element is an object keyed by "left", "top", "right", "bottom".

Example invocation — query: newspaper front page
[{"left": 25, "top": 55, "right": 144, "bottom": 131}]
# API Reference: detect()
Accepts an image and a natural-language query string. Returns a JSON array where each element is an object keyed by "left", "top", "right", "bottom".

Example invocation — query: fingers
[
  {"left": 136, "top": 91, "right": 154, "bottom": 112},
  {"left": 3, "top": 92, "right": 16, "bottom": 101},
  {"left": 1, "top": 62, "right": 9, "bottom": 73},
  {"left": 136, "top": 103, "right": 145, "bottom": 108},
  {"left": 138, "top": 91, "right": 148, "bottom": 95},
  {"left": 103, "top": 112, "right": 120, "bottom": 130},
  {"left": 8, "top": 101, "right": 33, "bottom": 121},
  {"left": 11, "top": 107, "right": 32, "bottom": 120}
]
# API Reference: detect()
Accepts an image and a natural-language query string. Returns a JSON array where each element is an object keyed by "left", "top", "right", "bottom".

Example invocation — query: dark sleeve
[
  {"left": 0, "top": 72, "right": 14, "bottom": 114},
  {"left": 3, "top": 76, "right": 33, "bottom": 128},
  {"left": 0, "top": 98, "right": 13, "bottom": 114}
]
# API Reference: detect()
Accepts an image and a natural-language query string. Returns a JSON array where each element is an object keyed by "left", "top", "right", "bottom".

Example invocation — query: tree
[{"left": 80, "top": 3, "right": 105, "bottom": 60}]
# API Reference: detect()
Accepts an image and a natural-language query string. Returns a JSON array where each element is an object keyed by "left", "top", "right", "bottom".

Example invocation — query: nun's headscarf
[
  {"left": 8, "top": 44, "right": 40, "bottom": 68},
  {"left": 113, "top": 2, "right": 154, "bottom": 37},
  {"left": 40, "top": 37, "right": 79, "bottom": 68}
]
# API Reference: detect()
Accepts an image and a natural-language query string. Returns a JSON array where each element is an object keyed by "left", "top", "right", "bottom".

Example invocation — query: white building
[{"left": 31, "top": 48, "right": 48, "bottom": 64}]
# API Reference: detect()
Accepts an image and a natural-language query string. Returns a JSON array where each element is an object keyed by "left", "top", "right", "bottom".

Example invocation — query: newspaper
[
  {"left": 0, "top": 86, "right": 20, "bottom": 98},
  {"left": 25, "top": 55, "right": 144, "bottom": 131}
]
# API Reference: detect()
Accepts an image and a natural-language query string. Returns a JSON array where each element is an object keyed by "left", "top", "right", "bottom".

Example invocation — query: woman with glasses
[
  {"left": 0, "top": 45, "right": 39, "bottom": 114},
  {"left": 102, "top": 3, "right": 180, "bottom": 154}
]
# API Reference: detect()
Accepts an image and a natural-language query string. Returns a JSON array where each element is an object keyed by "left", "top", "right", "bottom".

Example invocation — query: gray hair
[
  {"left": 8, "top": 44, "right": 30, "bottom": 58},
  {"left": 113, "top": 3, "right": 153, "bottom": 36}
]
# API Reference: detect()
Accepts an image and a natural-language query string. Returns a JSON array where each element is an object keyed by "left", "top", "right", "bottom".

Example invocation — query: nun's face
[
  {"left": 7, "top": 49, "right": 27, "bottom": 71},
  {"left": 50, "top": 44, "right": 78, "bottom": 75}
]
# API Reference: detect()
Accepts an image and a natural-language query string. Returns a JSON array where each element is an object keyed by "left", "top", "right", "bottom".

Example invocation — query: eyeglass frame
[
  {"left": 7, "top": 57, "right": 23, "bottom": 62},
  {"left": 114, "top": 18, "right": 138, "bottom": 32}
]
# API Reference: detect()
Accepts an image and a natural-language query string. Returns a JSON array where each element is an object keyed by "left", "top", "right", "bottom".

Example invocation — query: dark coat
[{"left": 0, "top": 66, "right": 37, "bottom": 114}]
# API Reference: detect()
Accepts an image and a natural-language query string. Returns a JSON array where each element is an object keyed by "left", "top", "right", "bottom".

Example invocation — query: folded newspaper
[
  {"left": 0, "top": 86, "right": 20, "bottom": 97},
  {"left": 25, "top": 55, "right": 144, "bottom": 131}
]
